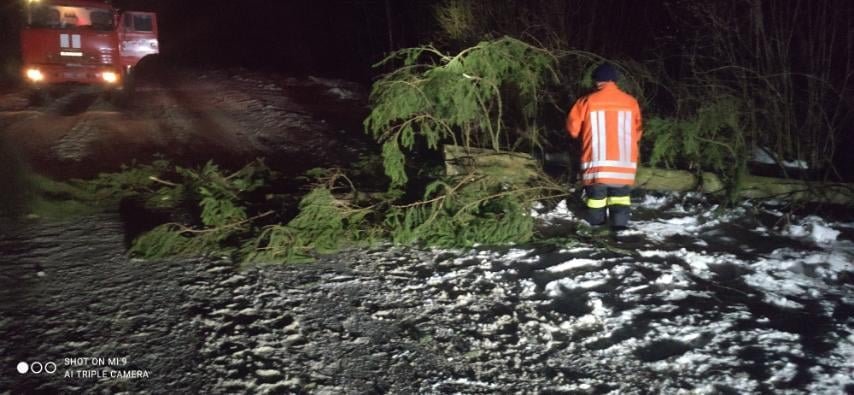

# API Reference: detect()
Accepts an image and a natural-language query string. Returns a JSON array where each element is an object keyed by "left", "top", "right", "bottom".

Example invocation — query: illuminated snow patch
[
  {"left": 553, "top": 298, "right": 613, "bottom": 334},
  {"left": 638, "top": 248, "right": 736, "bottom": 279},
  {"left": 744, "top": 246, "right": 854, "bottom": 309},
  {"left": 519, "top": 279, "right": 537, "bottom": 299},
  {"left": 660, "top": 289, "right": 714, "bottom": 301},
  {"left": 654, "top": 269, "right": 693, "bottom": 289},
  {"left": 807, "top": 333, "right": 854, "bottom": 393},
  {"left": 785, "top": 215, "right": 841, "bottom": 244},
  {"left": 545, "top": 278, "right": 608, "bottom": 296},
  {"left": 531, "top": 199, "right": 575, "bottom": 221},
  {"left": 807, "top": 247, "right": 854, "bottom": 280},
  {"left": 498, "top": 248, "right": 539, "bottom": 263},
  {"left": 433, "top": 378, "right": 500, "bottom": 391},
  {"left": 633, "top": 216, "right": 712, "bottom": 241},
  {"left": 638, "top": 193, "right": 671, "bottom": 209},
  {"left": 544, "top": 258, "right": 602, "bottom": 273},
  {"left": 327, "top": 87, "right": 356, "bottom": 100}
]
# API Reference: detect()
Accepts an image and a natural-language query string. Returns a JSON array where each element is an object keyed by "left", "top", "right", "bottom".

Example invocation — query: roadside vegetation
[{"left": 6, "top": 0, "right": 852, "bottom": 263}]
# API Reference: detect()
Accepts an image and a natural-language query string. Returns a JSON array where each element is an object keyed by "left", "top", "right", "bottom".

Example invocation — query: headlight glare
[
  {"left": 101, "top": 72, "right": 119, "bottom": 84},
  {"left": 26, "top": 68, "right": 44, "bottom": 82}
]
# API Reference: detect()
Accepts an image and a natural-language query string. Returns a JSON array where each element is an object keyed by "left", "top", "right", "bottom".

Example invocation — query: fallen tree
[
  {"left": 446, "top": 145, "right": 854, "bottom": 206},
  {"left": 637, "top": 168, "right": 854, "bottom": 206}
]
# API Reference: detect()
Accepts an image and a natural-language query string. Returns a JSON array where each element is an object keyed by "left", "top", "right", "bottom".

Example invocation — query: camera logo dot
[{"left": 17, "top": 361, "right": 57, "bottom": 375}]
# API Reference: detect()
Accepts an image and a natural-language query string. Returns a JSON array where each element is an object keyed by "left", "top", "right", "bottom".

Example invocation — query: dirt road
[{"left": 0, "top": 70, "right": 371, "bottom": 179}]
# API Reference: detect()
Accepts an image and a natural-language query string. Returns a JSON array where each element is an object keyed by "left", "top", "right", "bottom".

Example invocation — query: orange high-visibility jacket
[{"left": 566, "top": 82, "right": 643, "bottom": 186}]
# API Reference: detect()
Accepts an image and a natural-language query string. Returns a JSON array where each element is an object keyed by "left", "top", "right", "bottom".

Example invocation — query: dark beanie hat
[{"left": 592, "top": 63, "right": 619, "bottom": 82}]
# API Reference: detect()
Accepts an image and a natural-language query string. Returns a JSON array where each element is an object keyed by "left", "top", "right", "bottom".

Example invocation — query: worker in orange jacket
[{"left": 566, "top": 63, "right": 642, "bottom": 230}]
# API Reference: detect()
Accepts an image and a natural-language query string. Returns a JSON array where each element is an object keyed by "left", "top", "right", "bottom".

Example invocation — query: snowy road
[{"left": 1, "top": 194, "right": 852, "bottom": 393}]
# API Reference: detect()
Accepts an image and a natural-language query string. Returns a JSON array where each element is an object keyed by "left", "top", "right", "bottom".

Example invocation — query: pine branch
[{"left": 171, "top": 210, "right": 274, "bottom": 235}]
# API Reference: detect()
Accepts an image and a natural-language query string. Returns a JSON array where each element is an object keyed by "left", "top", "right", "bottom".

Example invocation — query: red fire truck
[{"left": 20, "top": 0, "right": 159, "bottom": 101}]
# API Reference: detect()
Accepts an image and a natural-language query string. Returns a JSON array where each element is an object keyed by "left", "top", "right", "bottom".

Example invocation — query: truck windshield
[{"left": 27, "top": 5, "right": 114, "bottom": 31}]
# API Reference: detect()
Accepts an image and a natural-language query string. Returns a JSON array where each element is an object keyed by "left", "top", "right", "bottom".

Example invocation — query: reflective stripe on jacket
[{"left": 566, "top": 82, "right": 643, "bottom": 186}]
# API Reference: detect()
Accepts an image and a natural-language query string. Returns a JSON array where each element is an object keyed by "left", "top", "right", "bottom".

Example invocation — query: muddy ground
[{"left": 1, "top": 71, "right": 852, "bottom": 394}]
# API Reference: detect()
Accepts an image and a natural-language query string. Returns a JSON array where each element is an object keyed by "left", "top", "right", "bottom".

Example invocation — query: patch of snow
[
  {"left": 623, "top": 284, "right": 650, "bottom": 294},
  {"left": 760, "top": 293, "right": 805, "bottom": 309},
  {"left": 253, "top": 346, "right": 276, "bottom": 356},
  {"left": 784, "top": 215, "right": 840, "bottom": 244},
  {"left": 766, "top": 361, "right": 799, "bottom": 385},
  {"left": 518, "top": 279, "right": 537, "bottom": 299},
  {"left": 633, "top": 214, "right": 724, "bottom": 242},
  {"left": 326, "top": 87, "right": 356, "bottom": 100},
  {"left": 432, "top": 378, "right": 500, "bottom": 390},
  {"left": 806, "top": 333, "right": 854, "bottom": 393},
  {"left": 545, "top": 277, "right": 608, "bottom": 297},
  {"left": 561, "top": 246, "right": 596, "bottom": 254},
  {"left": 782, "top": 159, "right": 809, "bottom": 170},
  {"left": 638, "top": 193, "right": 671, "bottom": 209},
  {"left": 661, "top": 289, "right": 690, "bottom": 301},
  {"left": 545, "top": 258, "right": 602, "bottom": 273},
  {"left": 532, "top": 199, "right": 575, "bottom": 222},
  {"left": 751, "top": 146, "right": 777, "bottom": 165},
  {"left": 654, "top": 270, "right": 693, "bottom": 289},
  {"left": 751, "top": 146, "right": 809, "bottom": 169},
  {"left": 639, "top": 248, "right": 733, "bottom": 279},
  {"left": 255, "top": 369, "right": 281, "bottom": 378},
  {"left": 500, "top": 248, "right": 537, "bottom": 262}
]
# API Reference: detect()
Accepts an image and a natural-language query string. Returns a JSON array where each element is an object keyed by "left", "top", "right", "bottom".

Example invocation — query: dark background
[{"left": 0, "top": 0, "right": 672, "bottom": 82}]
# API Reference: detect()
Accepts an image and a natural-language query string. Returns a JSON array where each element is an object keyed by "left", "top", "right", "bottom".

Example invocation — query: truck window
[
  {"left": 132, "top": 15, "right": 154, "bottom": 32},
  {"left": 29, "top": 6, "right": 60, "bottom": 28},
  {"left": 26, "top": 5, "right": 114, "bottom": 31},
  {"left": 90, "top": 10, "right": 113, "bottom": 30}
]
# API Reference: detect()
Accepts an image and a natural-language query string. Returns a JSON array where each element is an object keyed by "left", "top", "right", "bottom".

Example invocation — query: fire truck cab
[{"left": 20, "top": 0, "right": 159, "bottom": 97}]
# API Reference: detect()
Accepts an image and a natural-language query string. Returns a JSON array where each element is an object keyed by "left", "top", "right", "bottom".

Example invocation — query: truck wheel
[
  {"left": 120, "top": 71, "right": 136, "bottom": 107},
  {"left": 126, "top": 71, "right": 136, "bottom": 92},
  {"left": 27, "top": 90, "right": 50, "bottom": 107},
  {"left": 108, "top": 72, "right": 135, "bottom": 108}
]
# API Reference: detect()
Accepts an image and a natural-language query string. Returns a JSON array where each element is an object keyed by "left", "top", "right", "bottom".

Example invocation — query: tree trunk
[
  {"left": 636, "top": 168, "right": 854, "bottom": 206},
  {"left": 444, "top": 145, "right": 854, "bottom": 206}
]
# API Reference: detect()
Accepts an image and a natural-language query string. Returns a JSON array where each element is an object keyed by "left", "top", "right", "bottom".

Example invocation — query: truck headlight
[
  {"left": 26, "top": 68, "right": 44, "bottom": 82},
  {"left": 101, "top": 72, "right": 119, "bottom": 84}
]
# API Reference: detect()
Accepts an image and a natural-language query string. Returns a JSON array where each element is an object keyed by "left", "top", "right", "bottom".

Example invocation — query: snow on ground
[
  {"left": 751, "top": 146, "right": 810, "bottom": 170},
  {"left": 354, "top": 193, "right": 854, "bottom": 392},
  {"left": 2, "top": 190, "right": 850, "bottom": 393}
]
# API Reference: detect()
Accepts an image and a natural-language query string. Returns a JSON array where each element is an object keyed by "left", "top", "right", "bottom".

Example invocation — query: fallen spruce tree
[
  {"left": 20, "top": 37, "right": 852, "bottom": 263},
  {"left": 76, "top": 38, "right": 568, "bottom": 262},
  {"left": 448, "top": 145, "right": 854, "bottom": 206}
]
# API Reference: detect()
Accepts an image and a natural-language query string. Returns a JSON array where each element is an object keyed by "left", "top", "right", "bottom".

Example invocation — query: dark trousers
[{"left": 584, "top": 184, "right": 632, "bottom": 228}]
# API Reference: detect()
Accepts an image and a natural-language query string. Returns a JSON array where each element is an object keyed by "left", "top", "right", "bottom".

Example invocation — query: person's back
[{"left": 566, "top": 64, "right": 643, "bottom": 231}]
